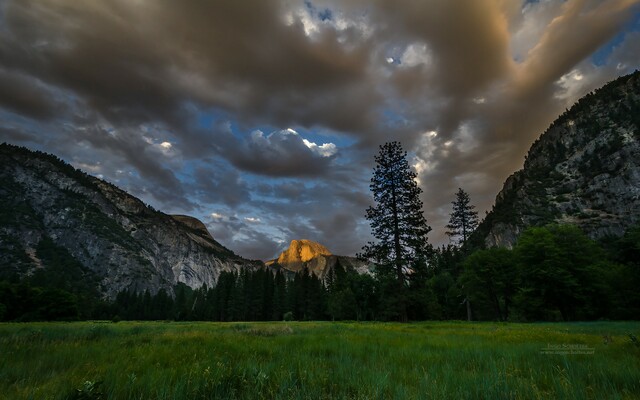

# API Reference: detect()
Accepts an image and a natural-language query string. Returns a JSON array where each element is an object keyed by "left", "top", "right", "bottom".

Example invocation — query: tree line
[
  {"left": 0, "top": 223, "right": 638, "bottom": 322},
  {"left": 352, "top": 141, "right": 639, "bottom": 322},
  {"left": 0, "top": 141, "right": 638, "bottom": 322}
]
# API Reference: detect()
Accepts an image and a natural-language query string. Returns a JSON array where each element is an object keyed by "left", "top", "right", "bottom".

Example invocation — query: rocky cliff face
[
  {"left": 266, "top": 239, "right": 372, "bottom": 280},
  {"left": 476, "top": 71, "right": 640, "bottom": 248},
  {"left": 0, "top": 144, "right": 262, "bottom": 298},
  {"left": 276, "top": 239, "right": 332, "bottom": 271}
]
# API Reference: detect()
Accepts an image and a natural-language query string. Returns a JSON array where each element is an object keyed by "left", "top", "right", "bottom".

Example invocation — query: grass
[{"left": 0, "top": 321, "right": 639, "bottom": 399}]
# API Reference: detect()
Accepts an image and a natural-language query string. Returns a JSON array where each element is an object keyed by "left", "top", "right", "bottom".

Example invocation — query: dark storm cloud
[
  {"left": 309, "top": 212, "right": 366, "bottom": 256},
  {"left": 0, "top": 68, "right": 63, "bottom": 120},
  {"left": 0, "top": 125, "right": 36, "bottom": 142},
  {"left": 192, "top": 166, "right": 250, "bottom": 208},
  {"left": 373, "top": 0, "right": 515, "bottom": 98},
  {"left": 0, "top": 0, "right": 378, "bottom": 134},
  {"left": 1, "top": 0, "right": 639, "bottom": 258},
  {"left": 0, "top": 1, "right": 183, "bottom": 127}
]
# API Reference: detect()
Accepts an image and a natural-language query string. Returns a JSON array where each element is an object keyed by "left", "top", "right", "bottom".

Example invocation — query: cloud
[
  {"left": 192, "top": 165, "right": 250, "bottom": 208},
  {"left": 225, "top": 128, "right": 338, "bottom": 177},
  {"left": 65, "top": 122, "right": 194, "bottom": 210},
  {"left": 1, "top": 0, "right": 639, "bottom": 259},
  {"left": 205, "top": 212, "right": 282, "bottom": 260},
  {"left": 0, "top": 68, "right": 65, "bottom": 120},
  {"left": 302, "top": 138, "right": 338, "bottom": 157},
  {"left": 0, "top": 125, "right": 37, "bottom": 143},
  {"left": 514, "top": 0, "right": 638, "bottom": 95}
]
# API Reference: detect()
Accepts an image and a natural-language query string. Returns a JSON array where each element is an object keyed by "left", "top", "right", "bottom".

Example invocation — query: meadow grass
[{"left": 1, "top": 321, "right": 639, "bottom": 399}]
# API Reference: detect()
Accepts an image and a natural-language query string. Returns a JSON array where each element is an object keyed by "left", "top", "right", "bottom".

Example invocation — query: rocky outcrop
[
  {"left": 475, "top": 71, "right": 640, "bottom": 248},
  {"left": 275, "top": 239, "right": 331, "bottom": 271},
  {"left": 0, "top": 144, "right": 262, "bottom": 298},
  {"left": 266, "top": 239, "right": 372, "bottom": 280}
]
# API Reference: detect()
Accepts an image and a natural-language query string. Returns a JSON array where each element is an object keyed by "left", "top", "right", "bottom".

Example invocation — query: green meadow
[{"left": 1, "top": 321, "right": 639, "bottom": 399}]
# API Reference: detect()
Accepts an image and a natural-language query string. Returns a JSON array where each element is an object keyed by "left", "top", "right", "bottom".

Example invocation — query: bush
[{"left": 283, "top": 311, "right": 294, "bottom": 322}]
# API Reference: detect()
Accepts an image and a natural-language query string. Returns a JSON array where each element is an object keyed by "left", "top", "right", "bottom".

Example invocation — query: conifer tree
[
  {"left": 446, "top": 188, "right": 478, "bottom": 245},
  {"left": 359, "top": 141, "right": 431, "bottom": 321}
]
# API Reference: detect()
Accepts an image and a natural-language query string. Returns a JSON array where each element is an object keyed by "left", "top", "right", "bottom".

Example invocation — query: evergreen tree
[
  {"left": 272, "top": 270, "right": 287, "bottom": 320},
  {"left": 359, "top": 141, "right": 431, "bottom": 321},
  {"left": 446, "top": 188, "right": 478, "bottom": 245}
]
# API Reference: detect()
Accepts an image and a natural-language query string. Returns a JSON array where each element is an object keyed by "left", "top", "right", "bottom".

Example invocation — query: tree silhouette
[
  {"left": 446, "top": 188, "right": 478, "bottom": 245},
  {"left": 359, "top": 141, "right": 431, "bottom": 321}
]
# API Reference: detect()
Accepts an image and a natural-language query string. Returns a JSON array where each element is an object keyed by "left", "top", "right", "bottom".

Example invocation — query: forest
[
  {"left": 1, "top": 222, "right": 638, "bottom": 323},
  {"left": 1, "top": 141, "right": 639, "bottom": 323}
]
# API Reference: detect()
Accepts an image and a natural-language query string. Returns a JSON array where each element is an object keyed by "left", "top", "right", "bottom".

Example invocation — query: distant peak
[{"left": 278, "top": 239, "right": 331, "bottom": 265}]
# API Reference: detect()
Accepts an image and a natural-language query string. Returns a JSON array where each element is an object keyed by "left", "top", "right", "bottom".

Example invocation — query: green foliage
[
  {"left": 0, "top": 283, "right": 80, "bottom": 321},
  {"left": 513, "top": 225, "right": 608, "bottom": 321},
  {"left": 1, "top": 321, "right": 639, "bottom": 399},
  {"left": 598, "top": 225, "right": 640, "bottom": 319},
  {"left": 326, "top": 261, "right": 378, "bottom": 321},
  {"left": 454, "top": 224, "right": 640, "bottom": 322},
  {"left": 460, "top": 248, "right": 516, "bottom": 321},
  {"left": 0, "top": 234, "right": 111, "bottom": 321}
]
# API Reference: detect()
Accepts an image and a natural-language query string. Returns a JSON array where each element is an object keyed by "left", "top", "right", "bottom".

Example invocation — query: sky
[{"left": 1, "top": 0, "right": 639, "bottom": 260}]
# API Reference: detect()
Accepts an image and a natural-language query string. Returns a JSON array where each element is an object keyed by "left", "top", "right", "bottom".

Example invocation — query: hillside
[
  {"left": 475, "top": 71, "right": 640, "bottom": 247},
  {"left": 0, "top": 144, "right": 262, "bottom": 298}
]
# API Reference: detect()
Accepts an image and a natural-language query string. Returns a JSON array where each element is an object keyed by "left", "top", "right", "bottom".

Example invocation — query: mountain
[
  {"left": 475, "top": 71, "right": 640, "bottom": 248},
  {"left": 0, "top": 144, "right": 262, "bottom": 298},
  {"left": 266, "top": 239, "right": 372, "bottom": 280}
]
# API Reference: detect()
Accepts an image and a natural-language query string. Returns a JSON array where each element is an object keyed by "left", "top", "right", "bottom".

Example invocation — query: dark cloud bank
[{"left": 1, "top": 0, "right": 639, "bottom": 259}]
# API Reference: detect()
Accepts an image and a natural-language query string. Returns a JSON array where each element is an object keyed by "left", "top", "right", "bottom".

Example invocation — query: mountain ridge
[
  {"left": 474, "top": 70, "right": 640, "bottom": 248},
  {"left": 0, "top": 143, "right": 262, "bottom": 298}
]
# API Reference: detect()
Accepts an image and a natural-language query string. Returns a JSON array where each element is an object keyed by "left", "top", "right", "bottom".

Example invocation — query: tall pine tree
[
  {"left": 359, "top": 141, "right": 431, "bottom": 321},
  {"left": 446, "top": 188, "right": 478, "bottom": 245}
]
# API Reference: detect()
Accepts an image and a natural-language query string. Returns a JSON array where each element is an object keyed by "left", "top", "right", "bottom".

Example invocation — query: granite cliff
[
  {"left": 0, "top": 144, "right": 262, "bottom": 298},
  {"left": 475, "top": 71, "right": 640, "bottom": 248},
  {"left": 266, "top": 239, "right": 372, "bottom": 280}
]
